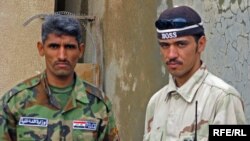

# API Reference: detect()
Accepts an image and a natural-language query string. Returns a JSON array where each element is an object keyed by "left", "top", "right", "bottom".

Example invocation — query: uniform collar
[
  {"left": 166, "top": 63, "right": 209, "bottom": 102},
  {"left": 40, "top": 71, "right": 89, "bottom": 111},
  {"left": 72, "top": 75, "right": 90, "bottom": 104}
]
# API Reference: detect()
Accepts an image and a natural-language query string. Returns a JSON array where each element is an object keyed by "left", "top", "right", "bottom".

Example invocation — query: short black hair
[
  {"left": 41, "top": 14, "right": 82, "bottom": 43},
  {"left": 193, "top": 33, "right": 205, "bottom": 43}
]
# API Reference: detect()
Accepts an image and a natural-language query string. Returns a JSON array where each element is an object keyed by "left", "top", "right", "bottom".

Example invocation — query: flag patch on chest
[
  {"left": 73, "top": 120, "right": 98, "bottom": 131},
  {"left": 19, "top": 117, "right": 48, "bottom": 127}
]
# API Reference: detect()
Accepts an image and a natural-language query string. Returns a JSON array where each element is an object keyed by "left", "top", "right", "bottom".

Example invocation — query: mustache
[
  {"left": 166, "top": 59, "right": 182, "bottom": 65},
  {"left": 54, "top": 60, "right": 70, "bottom": 66}
]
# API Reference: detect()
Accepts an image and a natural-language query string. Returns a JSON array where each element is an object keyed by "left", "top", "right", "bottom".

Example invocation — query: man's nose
[
  {"left": 58, "top": 46, "right": 66, "bottom": 60},
  {"left": 168, "top": 46, "right": 178, "bottom": 59}
]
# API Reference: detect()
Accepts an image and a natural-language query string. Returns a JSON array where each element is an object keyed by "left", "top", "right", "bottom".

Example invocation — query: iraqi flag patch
[{"left": 73, "top": 120, "right": 98, "bottom": 131}]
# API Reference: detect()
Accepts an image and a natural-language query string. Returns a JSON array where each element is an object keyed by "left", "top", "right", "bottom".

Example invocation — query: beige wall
[
  {"left": 82, "top": 1, "right": 169, "bottom": 140},
  {"left": 0, "top": 0, "right": 54, "bottom": 94},
  {"left": 103, "top": 1, "right": 168, "bottom": 140}
]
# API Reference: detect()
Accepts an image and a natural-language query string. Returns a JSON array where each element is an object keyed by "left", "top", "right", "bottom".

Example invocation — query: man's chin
[
  {"left": 169, "top": 70, "right": 183, "bottom": 77},
  {"left": 54, "top": 70, "right": 72, "bottom": 77}
]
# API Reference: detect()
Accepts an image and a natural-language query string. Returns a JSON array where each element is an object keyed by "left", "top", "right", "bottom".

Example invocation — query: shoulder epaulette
[
  {"left": 83, "top": 80, "right": 104, "bottom": 100},
  {"left": 82, "top": 81, "right": 113, "bottom": 112},
  {"left": 3, "top": 74, "right": 41, "bottom": 102}
]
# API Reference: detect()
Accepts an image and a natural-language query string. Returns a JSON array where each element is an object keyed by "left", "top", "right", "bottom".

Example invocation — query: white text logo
[{"left": 161, "top": 32, "right": 177, "bottom": 39}]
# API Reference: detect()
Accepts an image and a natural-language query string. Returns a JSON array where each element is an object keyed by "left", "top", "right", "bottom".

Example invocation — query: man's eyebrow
[
  {"left": 175, "top": 40, "right": 189, "bottom": 44},
  {"left": 64, "top": 43, "right": 77, "bottom": 45},
  {"left": 65, "top": 43, "right": 77, "bottom": 48},
  {"left": 158, "top": 41, "right": 169, "bottom": 45},
  {"left": 48, "top": 43, "right": 59, "bottom": 46}
]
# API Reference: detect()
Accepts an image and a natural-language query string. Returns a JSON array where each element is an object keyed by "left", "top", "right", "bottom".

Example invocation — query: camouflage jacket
[
  {"left": 143, "top": 63, "right": 246, "bottom": 141},
  {"left": 0, "top": 72, "right": 120, "bottom": 141}
]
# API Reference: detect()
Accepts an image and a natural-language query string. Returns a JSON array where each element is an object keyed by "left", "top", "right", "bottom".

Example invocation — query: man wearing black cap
[{"left": 144, "top": 5, "right": 246, "bottom": 141}]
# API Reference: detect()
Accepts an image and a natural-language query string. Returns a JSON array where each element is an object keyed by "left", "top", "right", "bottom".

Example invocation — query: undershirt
[{"left": 49, "top": 83, "right": 74, "bottom": 108}]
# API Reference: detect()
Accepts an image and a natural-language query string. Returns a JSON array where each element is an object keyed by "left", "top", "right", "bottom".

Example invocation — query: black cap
[{"left": 155, "top": 5, "right": 204, "bottom": 39}]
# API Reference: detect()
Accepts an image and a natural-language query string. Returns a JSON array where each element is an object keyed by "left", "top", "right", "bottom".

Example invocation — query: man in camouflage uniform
[
  {"left": 0, "top": 14, "right": 120, "bottom": 141},
  {"left": 143, "top": 6, "right": 246, "bottom": 141}
]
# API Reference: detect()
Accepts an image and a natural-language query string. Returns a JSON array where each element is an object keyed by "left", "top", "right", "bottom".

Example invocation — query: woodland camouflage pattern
[{"left": 0, "top": 72, "right": 119, "bottom": 141}]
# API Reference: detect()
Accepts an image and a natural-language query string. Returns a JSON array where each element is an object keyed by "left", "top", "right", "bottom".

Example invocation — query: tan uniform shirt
[{"left": 144, "top": 63, "right": 246, "bottom": 141}]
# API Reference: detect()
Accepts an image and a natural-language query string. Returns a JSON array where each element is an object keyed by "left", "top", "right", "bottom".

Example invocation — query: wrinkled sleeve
[
  {"left": 213, "top": 93, "right": 246, "bottom": 124},
  {"left": 143, "top": 95, "right": 157, "bottom": 141},
  {"left": 101, "top": 95, "right": 120, "bottom": 141},
  {"left": 0, "top": 94, "right": 16, "bottom": 141}
]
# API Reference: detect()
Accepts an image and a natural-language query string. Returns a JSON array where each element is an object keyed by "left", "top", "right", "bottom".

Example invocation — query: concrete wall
[
  {"left": 203, "top": 0, "right": 250, "bottom": 123},
  {"left": 103, "top": 1, "right": 168, "bottom": 140},
  {"left": 0, "top": 0, "right": 54, "bottom": 95},
  {"left": 86, "top": 1, "right": 168, "bottom": 140}
]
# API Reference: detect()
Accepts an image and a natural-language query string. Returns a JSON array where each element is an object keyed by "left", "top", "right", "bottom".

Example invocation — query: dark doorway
[{"left": 54, "top": 0, "right": 88, "bottom": 63}]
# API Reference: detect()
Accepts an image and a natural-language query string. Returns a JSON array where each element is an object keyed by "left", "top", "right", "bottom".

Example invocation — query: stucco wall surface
[
  {"left": 0, "top": 0, "right": 54, "bottom": 94},
  {"left": 103, "top": 0, "right": 168, "bottom": 140}
]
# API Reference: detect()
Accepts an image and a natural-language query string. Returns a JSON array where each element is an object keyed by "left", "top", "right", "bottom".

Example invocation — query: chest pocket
[
  {"left": 72, "top": 117, "right": 101, "bottom": 141},
  {"left": 17, "top": 125, "right": 47, "bottom": 141},
  {"left": 17, "top": 117, "right": 48, "bottom": 141}
]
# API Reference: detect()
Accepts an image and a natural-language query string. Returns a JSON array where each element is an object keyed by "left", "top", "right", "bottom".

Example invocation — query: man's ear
[
  {"left": 37, "top": 41, "right": 45, "bottom": 56},
  {"left": 79, "top": 43, "right": 85, "bottom": 58},
  {"left": 198, "top": 36, "right": 206, "bottom": 53}
]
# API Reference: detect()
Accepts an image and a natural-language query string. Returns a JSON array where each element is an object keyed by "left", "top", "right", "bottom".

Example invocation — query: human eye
[
  {"left": 159, "top": 42, "right": 169, "bottom": 49},
  {"left": 48, "top": 43, "right": 59, "bottom": 49},
  {"left": 65, "top": 44, "right": 77, "bottom": 49},
  {"left": 177, "top": 41, "right": 187, "bottom": 48}
]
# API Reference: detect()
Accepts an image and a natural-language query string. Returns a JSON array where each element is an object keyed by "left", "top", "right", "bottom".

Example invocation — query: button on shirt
[{"left": 144, "top": 63, "right": 246, "bottom": 141}]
